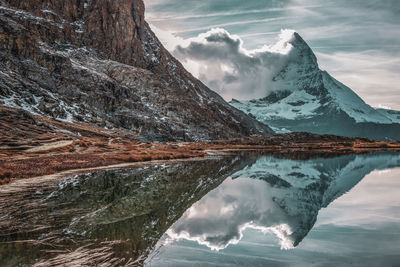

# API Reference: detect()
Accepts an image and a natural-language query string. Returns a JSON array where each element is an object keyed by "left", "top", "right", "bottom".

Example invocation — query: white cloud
[
  {"left": 166, "top": 177, "right": 296, "bottom": 251},
  {"left": 147, "top": 0, "right": 400, "bottom": 110},
  {"left": 152, "top": 25, "right": 400, "bottom": 110},
  {"left": 150, "top": 25, "right": 188, "bottom": 51},
  {"left": 168, "top": 28, "right": 298, "bottom": 101}
]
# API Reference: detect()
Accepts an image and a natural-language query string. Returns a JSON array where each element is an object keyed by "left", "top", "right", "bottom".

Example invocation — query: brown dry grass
[
  {"left": 0, "top": 145, "right": 206, "bottom": 181},
  {"left": 1, "top": 106, "right": 400, "bottom": 184},
  {"left": 0, "top": 167, "right": 13, "bottom": 185}
]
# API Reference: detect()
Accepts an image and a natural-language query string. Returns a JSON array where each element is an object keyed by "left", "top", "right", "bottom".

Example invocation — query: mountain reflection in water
[
  {"left": 0, "top": 157, "right": 252, "bottom": 266},
  {"left": 1, "top": 152, "right": 400, "bottom": 266},
  {"left": 163, "top": 152, "right": 400, "bottom": 252}
]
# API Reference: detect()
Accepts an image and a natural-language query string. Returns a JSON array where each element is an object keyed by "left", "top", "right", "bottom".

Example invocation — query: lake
[{"left": 1, "top": 152, "right": 399, "bottom": 266}]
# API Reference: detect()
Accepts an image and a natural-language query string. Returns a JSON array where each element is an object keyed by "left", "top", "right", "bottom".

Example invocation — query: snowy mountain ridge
[{"left": 231, "top": 32, "right": 400, "bottom": 140}]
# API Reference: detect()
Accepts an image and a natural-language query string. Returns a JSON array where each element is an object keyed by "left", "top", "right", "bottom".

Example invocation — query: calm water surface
[{"left": 0, "top": 152, "right": 399, "bottom": 266}]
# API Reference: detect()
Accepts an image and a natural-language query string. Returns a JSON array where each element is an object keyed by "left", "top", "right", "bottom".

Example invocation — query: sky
[{"left": 145, "top": 0, "right": 400, "bottom": 110}]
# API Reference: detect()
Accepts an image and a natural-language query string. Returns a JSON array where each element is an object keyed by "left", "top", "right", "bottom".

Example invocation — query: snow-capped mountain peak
[
  {"left": 231, "top": 32, "right": 400, "bottom": 140},
  {"left": 288, "top": 32, "right": 318, "bottom": 70}
]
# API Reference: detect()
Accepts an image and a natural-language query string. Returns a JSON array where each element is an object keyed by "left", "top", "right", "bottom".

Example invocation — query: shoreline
[
  {"left": 2, "top": 145, "right": 400, "bottom": 186},
  {"left": 1, "top": 105, "right": 400, "bottom": 185}
]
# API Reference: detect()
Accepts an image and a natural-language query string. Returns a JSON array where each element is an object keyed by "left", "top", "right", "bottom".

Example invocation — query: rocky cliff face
[{"left": 0, "top": 0, "right": 273, "bottom": 141}]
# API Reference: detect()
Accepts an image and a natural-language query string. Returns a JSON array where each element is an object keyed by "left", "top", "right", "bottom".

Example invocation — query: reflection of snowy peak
[
  {"left": 232, "top": 152, "right": 400, "bottom": 247},
  {"left": 231, "top": 32, "right": 400, "bottom": 140},
  {"left": 167, "top": 152, "right": 400, "bottom": 251}
]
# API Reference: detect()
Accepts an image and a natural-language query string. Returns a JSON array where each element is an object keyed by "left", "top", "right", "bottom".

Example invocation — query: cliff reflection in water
[
  {"left": 1, "top": 152, "right": 400, "bottom": 266},
  {"left": 0, "top": 156, "right": 253, "bottom": 266},
  {"left": 163, "top": 152, "right": 400, "bottom": 251}
]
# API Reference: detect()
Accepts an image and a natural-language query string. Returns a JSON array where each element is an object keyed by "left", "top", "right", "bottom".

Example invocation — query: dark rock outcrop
[{"left": 0, "top": 0, "right": 273, "bottom": 141}]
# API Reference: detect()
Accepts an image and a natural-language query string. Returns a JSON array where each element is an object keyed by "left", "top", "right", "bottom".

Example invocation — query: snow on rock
[
  {"left": 230, "top": 31, "right": 400, "bottom": 139},
  {"left": 233, "top": 90, "right": 321, "bottom": 121},
  {"left": 321, "top": 72, "right": 391, "bottom": 124},
  {"left": 376, "top": 108, "right": 400, "bottom": 124}
]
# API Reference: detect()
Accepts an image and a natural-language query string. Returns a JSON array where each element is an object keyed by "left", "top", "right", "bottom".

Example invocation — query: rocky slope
[
  {"left": 0, "top": 0, "right": 273, "bottom": 141},
  {"left": 231, "top": 32, "right": 400, "bottom": 141}
]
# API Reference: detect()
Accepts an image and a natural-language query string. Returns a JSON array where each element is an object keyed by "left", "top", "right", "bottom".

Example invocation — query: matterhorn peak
[
  {"left": 290, "top": 32, "right": 310, "bottom": 48},
  {"left": 231, "top": 29, "right": 400, "bottom": 140},
  {"left": 287, "top": 32, "right": 319, "bottom": 69}
]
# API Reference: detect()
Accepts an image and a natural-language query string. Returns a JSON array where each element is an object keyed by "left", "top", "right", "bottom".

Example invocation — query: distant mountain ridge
[
  {"left": 0, "top": 0, "right": 273, "bottom": 141},
  {"left": 231, "top": 32, "right": 400, "bottom": 140}
]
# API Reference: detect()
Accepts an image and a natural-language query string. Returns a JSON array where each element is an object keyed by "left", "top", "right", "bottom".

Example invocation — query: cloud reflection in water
[{"left": 164, "top": 152, "right": 400, "bottom": 251}]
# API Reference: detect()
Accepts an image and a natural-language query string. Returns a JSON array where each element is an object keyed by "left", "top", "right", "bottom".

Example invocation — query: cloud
[
  {"left": 147, "top": 0, "right": 400, "bottom": 109},
  {"left": 164, "top": 155, "right": 329, "bottom": 251},
  {"left": 154, "top": 25, "right": 400, "bottom": 109},
  {"left": 147, "top": 8, "right": 290, "bottom": 23},
  {"left": 163, "top": 153, "right": 400, "bottom": 253},
  {"left": 166, "top": 176, "right": 297, "bottom": 251},
  {"left": 171, "top": 28, "right": 297, "bottom": 101},
  {"left": 150, "top": 26, "right": 189, "bottom": 51}
]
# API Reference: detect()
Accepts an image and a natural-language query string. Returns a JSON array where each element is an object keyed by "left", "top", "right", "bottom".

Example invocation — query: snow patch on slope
[
  {"left": 321, "top": 72, "right": 392, "bottom": 124},
  {"left": 376, "top": 108, "right": 400, "bottom": 124},
  {"left": 233, "top": 90, "right": 321, "bottom": 121}
]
